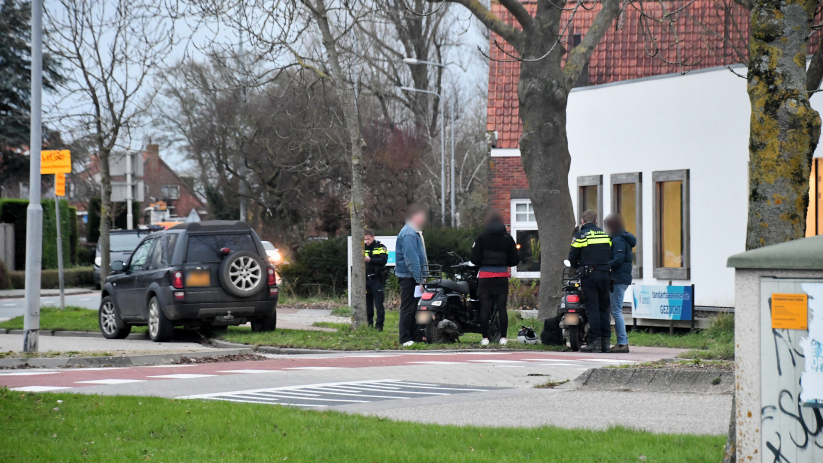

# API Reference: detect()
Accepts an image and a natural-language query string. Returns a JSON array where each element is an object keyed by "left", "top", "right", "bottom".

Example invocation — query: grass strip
[{"left": 0, "top": 390, "right": 725, "bottom": 462}]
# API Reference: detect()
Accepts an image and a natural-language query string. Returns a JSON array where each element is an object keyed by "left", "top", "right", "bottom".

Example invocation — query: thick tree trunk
[
  {"left": 311, "top": 0, "right": 368, "bottom": 327},
  {"left": 518, "top": 7, "right": 575, "bottom": 320},
  {"left": 98, "top": 148, "right": 112, "bottom": 280},
  {"left": 746, "top": 0, "right": 821, "bottom": 250}
]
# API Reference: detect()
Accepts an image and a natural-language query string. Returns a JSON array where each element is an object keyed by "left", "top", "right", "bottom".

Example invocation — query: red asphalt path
[{"left": 0, "top": 348, "right": 675, "bottom": 391}]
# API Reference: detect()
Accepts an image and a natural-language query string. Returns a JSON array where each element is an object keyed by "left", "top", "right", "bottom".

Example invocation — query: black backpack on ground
[{"left": 541, "top": 316, "right": 564, "bottom": 346}]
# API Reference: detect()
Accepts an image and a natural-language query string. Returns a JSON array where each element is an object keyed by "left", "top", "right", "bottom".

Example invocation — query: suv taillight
[
  {"left": 172, "top": 271, "right": 184, "bottom": 289},
  {"left": 267, "top": 267, "right": 276, "bottom": 286}
]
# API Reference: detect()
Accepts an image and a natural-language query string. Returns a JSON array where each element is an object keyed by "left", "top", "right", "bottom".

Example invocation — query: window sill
[{"left": 653, "top": 267, "right": 689, "bottom": 280}]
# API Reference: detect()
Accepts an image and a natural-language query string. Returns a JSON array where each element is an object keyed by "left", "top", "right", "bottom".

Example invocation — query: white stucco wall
[{"left": 564, "top": 65, "right": 823, "bottom": 307}]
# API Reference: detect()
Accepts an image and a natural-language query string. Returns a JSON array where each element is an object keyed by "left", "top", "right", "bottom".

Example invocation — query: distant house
[{"left": 68, "top": 143, "right": 207, "bottom": 226}]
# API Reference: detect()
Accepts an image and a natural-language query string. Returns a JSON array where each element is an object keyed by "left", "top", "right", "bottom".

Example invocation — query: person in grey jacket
[
  {"left": 605, "top": 213, "right": 636, "bottom": 353},
  {"left": 395, "top": 203, "right": 429, "bottom": 346}
]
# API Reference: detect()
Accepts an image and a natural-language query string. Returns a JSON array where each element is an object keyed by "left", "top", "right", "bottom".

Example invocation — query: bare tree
[{"left": 45, "top": 0, "right": 173, "bottom": 277}]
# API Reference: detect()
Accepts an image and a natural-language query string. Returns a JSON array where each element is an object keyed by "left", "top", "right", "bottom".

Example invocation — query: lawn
[
  {"left": 622, "top": 313, "right": 734, "bottom": 360},
  {"left": 0, "top": 391, "right": 725, "bottom": 462},
  {"left": 0, "top": 307, "right": 147, "bottom": 335},
  {"left": 221, "top": 310, "right": 562, "bottom": 351},
  {"left": 0, "top": 303, "right": 733, "bottom": 358}
]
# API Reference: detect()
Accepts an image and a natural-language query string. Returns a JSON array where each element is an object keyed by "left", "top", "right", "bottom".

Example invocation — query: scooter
[
  {"left": 415, "top": 252, "right": 503, "bottom": 344},
  {"left": 557, "top": 259, "right": 590, "bottom": 351}
]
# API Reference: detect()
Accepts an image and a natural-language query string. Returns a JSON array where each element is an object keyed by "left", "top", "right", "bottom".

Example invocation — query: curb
[
  {"left": 0, "top": 348, "right": 255, "bottom": 369},
  {"left": 570, "top": 367, "right": 733, "bottom": 394},
  {"left": 0, "top": 289, "right": 95, "bottom": 299},
  {"left": 0, "top": 329, "right": 147, "bottom": 339},
  {"left": 211, "top": 339, "right": 554, "bottom": 356}
]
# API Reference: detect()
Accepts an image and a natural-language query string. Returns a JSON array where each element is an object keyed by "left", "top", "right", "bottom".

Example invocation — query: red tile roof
[{"left": 488, "top": 1, "right": 750, "bottom": 148}]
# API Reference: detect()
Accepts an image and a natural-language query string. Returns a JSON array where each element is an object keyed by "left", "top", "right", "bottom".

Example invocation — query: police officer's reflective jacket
[
  {"left": 365, "top": 240, "right": 388, "bottom": 278},
  {"left": 568, "top": 223, "right": 612, "bottom": 272}
]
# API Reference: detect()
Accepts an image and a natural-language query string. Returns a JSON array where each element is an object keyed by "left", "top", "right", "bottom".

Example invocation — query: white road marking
[
  {"left": 217, "top": 369, "right": 283, "bottom": 374},
  {"left": 76, "top": 379, "right": 146, "bottom": 385},
  {"left": 69, "top": 367, "right": 125, "bottom": 371},
  {"left": 0, "top": 371, "right": 60, "bottom": 376},
  {"left": 12, "top": 386, "right": 72, "bottom": 392},
  {"left": 180, "top": 379, "right": 490, "bottom": 408},
  {"left": 283, "top": 367, "right": 343, "bottom": 371},
  {"left": 79, "top": 298, "right": 91, "bottom": 301},
  {"left": 466, "top": 360, "right": 525, "bottom": 363},
  {"left": 3, "top": 303, "right": 15, "bottom": 307},
  {"left": 147, "top": 374, "right": 216, "bottom": 379},
  {"left": 147, "top": 364, "right": 198, "bottom": 368},
  {"left": 406, "top": 361, "right": 465, "bottom": 365}
]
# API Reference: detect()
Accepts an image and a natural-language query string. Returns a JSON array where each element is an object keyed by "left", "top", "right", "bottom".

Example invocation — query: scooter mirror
[{"left": 563, "top": 259, "right": 572, "bottom": 268}]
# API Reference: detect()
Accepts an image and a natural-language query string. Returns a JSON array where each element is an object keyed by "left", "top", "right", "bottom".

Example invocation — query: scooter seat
[{"left": 431, "top": 278, "right": 470, "bottom": 294}]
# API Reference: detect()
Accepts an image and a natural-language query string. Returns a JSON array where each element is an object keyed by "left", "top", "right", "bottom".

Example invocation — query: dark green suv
[{"left": 99, "top": 221, "right": 278, "bottom": 342}]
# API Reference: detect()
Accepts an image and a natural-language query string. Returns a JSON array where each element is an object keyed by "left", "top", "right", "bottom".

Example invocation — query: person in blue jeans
[
  {"left": 394, "top": 203, "right": 429, "bottom": 347},
  {"left": 604, "top": 213, "right": 636, "bottom": 353}
]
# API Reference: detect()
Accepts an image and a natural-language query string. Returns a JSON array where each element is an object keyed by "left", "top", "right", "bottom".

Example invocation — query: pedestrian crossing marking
[{"left": 180, "top": 379, "right": 491, "bottom": 408}]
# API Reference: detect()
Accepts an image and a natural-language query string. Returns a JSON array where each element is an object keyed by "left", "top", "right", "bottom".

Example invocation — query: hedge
[
  {"left": 0, "top": 198, "right": 75, "bottom": 270},
  {"left": 9, "top": 267, "right": 94, "bottom": 289},
  {"left": 86, "top": 197, "right": 140, "bottom": 243},
  {"left": 279, "top": 227, "right": 480, "bottom": 297}
]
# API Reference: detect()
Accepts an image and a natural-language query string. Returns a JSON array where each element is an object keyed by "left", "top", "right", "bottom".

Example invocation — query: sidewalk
[{"left": 0, "top": 288, "right": 94, "bottom": 299}]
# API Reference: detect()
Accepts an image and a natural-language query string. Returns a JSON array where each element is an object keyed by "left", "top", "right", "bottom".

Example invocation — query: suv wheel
[
  {"left": 251, "top": 313, "right": 277, "bottom": 332},
  {"left": 99, "top": 296, "right": 131, "bottom": 339},
  {"left": 219, "top": 251, "right": 265, "bottom": 298},
  {"left": 148, "top": 296, "right": 173, "bottom": 342}
]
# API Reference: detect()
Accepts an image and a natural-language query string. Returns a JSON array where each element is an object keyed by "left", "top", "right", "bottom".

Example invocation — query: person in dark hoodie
[
  {"left": 470, "top": 209, "right": 520, "bottom": 346},
  {"left": 604, "top": 213, "right": 636, "bottom": 353}
]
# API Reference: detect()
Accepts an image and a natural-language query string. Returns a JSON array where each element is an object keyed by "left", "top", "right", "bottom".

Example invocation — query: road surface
[
  {"left": 0, "top": 347, "right": 731, "bottom": 434},
  {"left": 0, "top": 293, "right": 100, "bottom": 321}
]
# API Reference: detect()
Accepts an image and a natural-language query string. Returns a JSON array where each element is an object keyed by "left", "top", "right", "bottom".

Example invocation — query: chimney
[{"left": 144, "top": 143, "right": 160, "bottom": 159}]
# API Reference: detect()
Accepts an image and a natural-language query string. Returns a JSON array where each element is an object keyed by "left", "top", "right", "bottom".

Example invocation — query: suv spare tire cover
[{"left": 219, "top": 251, "right": 266, "bottom": 298}]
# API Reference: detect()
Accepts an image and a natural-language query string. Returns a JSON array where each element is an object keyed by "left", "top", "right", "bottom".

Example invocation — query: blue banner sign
[{"left": 632, "top": 285, "right": 694, "bottom": 321}]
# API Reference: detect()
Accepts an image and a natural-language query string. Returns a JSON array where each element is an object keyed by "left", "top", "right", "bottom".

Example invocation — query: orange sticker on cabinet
[{"left": 771, "top": 293, "right": 808, "bottom": 330}]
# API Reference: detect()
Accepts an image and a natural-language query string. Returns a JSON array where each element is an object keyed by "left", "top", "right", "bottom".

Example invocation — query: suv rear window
[{"left": 185, "top": 234, "right": 258, "bottom": 263}]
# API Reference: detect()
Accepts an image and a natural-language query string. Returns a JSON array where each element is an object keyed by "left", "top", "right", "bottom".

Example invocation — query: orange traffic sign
[
  {"left": 55, "top": 173, "right": 66, "bottom": 197},
  {"left": 41, "top": 150, "right": 71, "bottom": 174}
]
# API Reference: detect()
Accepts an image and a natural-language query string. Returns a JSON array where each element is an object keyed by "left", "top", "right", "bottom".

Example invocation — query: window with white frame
[{"left": 510, "top": 199, "right": 540, "bottom": 278}]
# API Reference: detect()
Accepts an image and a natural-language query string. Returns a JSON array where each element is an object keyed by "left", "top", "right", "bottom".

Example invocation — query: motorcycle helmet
[{"left": 517, "top": 326, "right": 539, "bottom": 345}]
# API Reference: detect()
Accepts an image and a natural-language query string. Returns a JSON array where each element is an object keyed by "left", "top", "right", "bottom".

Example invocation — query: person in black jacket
[
  {"left": 605, "top": 213, "right": 636, "bottom": 353},
  {"left": 470, "top": 209, "right": 520, "bottom": 346},
  {"left": 568, "top": 210, "right": 612, "bottom": 353},
  {"left": 364, "top": 230, "right": 388, "bottom": 331}
]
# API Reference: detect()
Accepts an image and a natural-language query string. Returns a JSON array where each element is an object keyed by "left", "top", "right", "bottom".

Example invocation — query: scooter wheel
[{"left": 569, "top": 325, "right": 582, "bottom": 351}]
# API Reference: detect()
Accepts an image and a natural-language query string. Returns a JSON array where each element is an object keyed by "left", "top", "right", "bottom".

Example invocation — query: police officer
[
  {"left": 568, "top": 210, "right": 612, "bottom": 353},
  {"left": 364, "top": 229, "right": 388, "bottom": 331}
]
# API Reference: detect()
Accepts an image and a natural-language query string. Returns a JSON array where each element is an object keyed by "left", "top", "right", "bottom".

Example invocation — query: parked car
[
  {"left": 260, "top": 240, "right": 282, "bottom": 264},
  {"left": 98, "top": 221, "right": 279, "bottom": 342},
  {"left": 93, "top": 229, "right": 156, "bottom": 289}
]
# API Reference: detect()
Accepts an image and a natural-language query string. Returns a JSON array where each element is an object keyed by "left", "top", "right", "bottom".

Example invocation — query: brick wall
[
  {"left": 489, "top": 156, "right": 528, "bottom": 227},
  {"left": 143, "top": 144, "right": 205, "bottom": 219}
]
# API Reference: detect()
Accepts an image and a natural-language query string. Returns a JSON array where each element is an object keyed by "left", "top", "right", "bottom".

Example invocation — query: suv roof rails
[{"left": 168, "top": 220, "right": 252, "bottom": 232}]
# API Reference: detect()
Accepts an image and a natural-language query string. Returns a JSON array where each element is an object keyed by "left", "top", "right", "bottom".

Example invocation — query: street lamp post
[
  {"left": 400, "top": 85, "right": 446, "bottom": 227},
  {"left": 402, "top": 58, "right": 456, "bottom": 227},
  {"left": 23, "top": 0, "right": 44, "bottom": 352}
]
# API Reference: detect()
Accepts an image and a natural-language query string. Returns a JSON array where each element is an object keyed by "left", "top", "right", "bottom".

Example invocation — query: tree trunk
[
  {"left": 518, "top": 8, "right": 575, "bottom": 320},
  {"left": 311, "top": 0, "right": 368, "bottom": 327},
  {"left": 98, "top": 148, "right": 112, "bottom": 280},
  {"left": 746, "top": 0, "right": 821, "bottom": 250}
]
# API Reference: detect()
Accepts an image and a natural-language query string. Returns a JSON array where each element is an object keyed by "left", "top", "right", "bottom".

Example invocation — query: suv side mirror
[
  {"left": 563, "top": 259, "right": 572, "bottom": 268},
  {"left": 111, "top": 261, "right": 125, "bottom": 272}
]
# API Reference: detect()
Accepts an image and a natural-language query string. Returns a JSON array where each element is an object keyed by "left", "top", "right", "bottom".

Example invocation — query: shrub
[
  {"left": 0, "top": 198, "right": 74, "bottom": 270},
  {"left": 9, "top": 267, "right": 94, "bottom": 289},
  {"left": 69, "top": 206, "right": 79, "bottom": 265},
  {"left": 508, "top": 277, "right": 539, "bottom": 310},
  {"left": 78, "top": 245, "right": 96, "bottom": 266},
  {"left": 0, "top": 259, "right": 9, "bottom": 290},
  {"left": 278, "top": 237, "right": 348, "bottom": 296}
]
